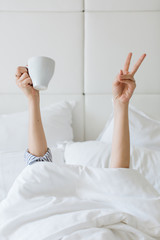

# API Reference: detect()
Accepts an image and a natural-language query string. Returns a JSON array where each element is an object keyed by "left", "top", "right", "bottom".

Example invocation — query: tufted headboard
[{"left": 0, "top": 0, "right": 160, "bottom": 141}]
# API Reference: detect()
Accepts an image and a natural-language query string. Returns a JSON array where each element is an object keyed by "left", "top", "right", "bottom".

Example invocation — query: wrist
[
  {"left": 28, "top": 95, "right": 40, "bottom": 106},
  {"left": 114, "top": 99, "right": 129, "bottom": 110}
]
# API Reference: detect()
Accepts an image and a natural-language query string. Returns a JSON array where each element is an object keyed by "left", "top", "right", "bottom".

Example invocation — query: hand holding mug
[
  {"left": 15, "top": 56, "right": 55, "bottom": 100},
  {"left": 15, "top": 66, "right": 39, "bottom": 100}
]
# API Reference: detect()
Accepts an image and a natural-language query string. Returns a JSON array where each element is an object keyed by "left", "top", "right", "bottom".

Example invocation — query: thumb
[
  {"left": 120, "top": 69, "right": 123, "bottom": 75},
  {"left": 118, "top": 69, "right": 123, "bottom": 82}
]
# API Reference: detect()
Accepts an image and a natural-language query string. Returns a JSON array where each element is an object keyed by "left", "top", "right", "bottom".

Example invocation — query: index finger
[
  {"left": 123, "top": 52, "right": 132, "bottom": 74},
  {"left": 15, "top": 66, "right": 28, "bottom": 77},
  {"left": 130, "top": 54, "right": 146, "bottom": 76}
]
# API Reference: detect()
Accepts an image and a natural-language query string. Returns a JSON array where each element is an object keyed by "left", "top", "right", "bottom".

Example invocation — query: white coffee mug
[{"left": 28, "top": 56, "right": 55, "bottom": 90}]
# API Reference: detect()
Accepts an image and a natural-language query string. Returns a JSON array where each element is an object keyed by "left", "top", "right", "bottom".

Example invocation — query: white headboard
[{"left": 0, "top": 0, "right": 160, "bottom": 141}]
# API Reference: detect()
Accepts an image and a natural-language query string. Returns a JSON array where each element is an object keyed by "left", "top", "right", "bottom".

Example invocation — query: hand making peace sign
[{"left": 112, "top": 52, "right": 146, "bottom": 104}]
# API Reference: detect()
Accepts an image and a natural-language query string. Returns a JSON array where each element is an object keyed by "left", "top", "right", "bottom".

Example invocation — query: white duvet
[{"left": 0, "top": 162, "right": 160, "bottom": 240}]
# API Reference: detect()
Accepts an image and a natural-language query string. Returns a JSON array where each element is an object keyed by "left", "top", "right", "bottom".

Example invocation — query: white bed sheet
[
  {"left": 64, "top": 141, "right": 160, "bottom": 194},
  {"left": 0, "top": 143, "right": 66, "bottom": 202},
  {"left": 0, "top": 162, "right": 160, "bottom": 240}
]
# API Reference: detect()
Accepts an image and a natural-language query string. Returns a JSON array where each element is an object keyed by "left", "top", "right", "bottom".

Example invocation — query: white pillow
[
  {"left": 0, "top": 143, "right": 67, "bottom": 202},
  {"left": 97, "top": 104, "right": 160, "bottom": 151},
  {"left": 64, "top": 141, "right": 160, "bottom": 194},
  {"left": 64, "top": 141, "right": 111, "bottom": 167},
  {"left": 0, "top": 101, "right": 75, "bottom": 152}
]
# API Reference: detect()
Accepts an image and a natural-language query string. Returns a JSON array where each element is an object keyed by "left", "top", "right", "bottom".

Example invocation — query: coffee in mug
[{"left": 28, "top": 56, "right": 55, "bottom": 90}]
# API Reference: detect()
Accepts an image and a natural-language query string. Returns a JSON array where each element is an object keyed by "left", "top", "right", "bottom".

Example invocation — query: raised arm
[
  {"left": 15, "top": 67, "right": 48, "bottom": 157},
  {"left": 110, "top": 53, "right": 146, "bottom": 168},
  {"left": 28, "top": 95, "right": 48, "bottom": 156}
]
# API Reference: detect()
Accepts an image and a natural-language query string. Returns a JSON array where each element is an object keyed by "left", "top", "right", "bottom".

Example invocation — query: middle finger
[
  {"left": 130, "top": 53, "right": 146, "bottom": 76},
  {"left": 17, "top": 72, "right": 29, "bottom": 82}
]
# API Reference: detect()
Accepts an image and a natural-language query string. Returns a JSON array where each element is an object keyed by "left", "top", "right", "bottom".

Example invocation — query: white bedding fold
[{"left": 0, "top": 163, "right": 160, "bottom": 240}]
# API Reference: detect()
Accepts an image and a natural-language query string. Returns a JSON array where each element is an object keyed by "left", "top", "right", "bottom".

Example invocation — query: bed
[{"left": 0, "top": 0, "right": 160, "bottom": 239}]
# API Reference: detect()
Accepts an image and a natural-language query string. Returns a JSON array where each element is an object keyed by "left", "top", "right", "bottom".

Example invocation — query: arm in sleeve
[{"left": 24, "top": 147, "right": 52, "bottom": 165}]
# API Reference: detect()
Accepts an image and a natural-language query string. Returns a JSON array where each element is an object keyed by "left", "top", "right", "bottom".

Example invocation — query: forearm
[
  {"left": 28, "top": 96, "right": 48, "bottom": 156},
  {"left": 110, "top": 101, "right": 130, "bottom": 168}
]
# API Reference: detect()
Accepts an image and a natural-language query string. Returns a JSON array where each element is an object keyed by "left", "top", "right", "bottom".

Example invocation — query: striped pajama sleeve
[{"left": 24, "top": 147, "right": 52, "bottom": 165}]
